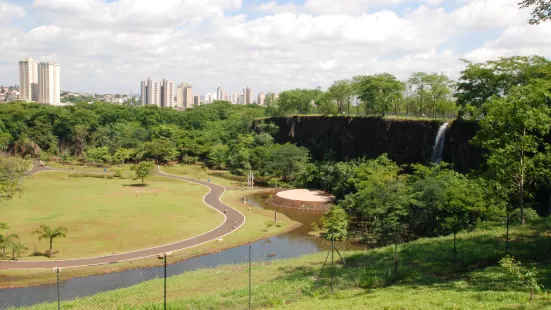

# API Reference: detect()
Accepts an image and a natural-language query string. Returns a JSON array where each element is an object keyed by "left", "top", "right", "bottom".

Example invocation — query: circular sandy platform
[
  {"left": 276, "top": 189, "right": 334, "bottom": 202},
  {"left": 267, "top": 189, "right": 334, "bottom": 211}
]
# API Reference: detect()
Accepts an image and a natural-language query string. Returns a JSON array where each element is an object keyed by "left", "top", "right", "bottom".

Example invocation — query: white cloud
[
  {"left": 0, "top": 1, "right": 24, "bottom": 23},
  {"left": 0, "top": 0, "right": 548, "bottom": 94},
  {"left": 254, "top": 1, "right": 302, "bottom": 14},
  {"left": 305, "top": 0, "right": 402, "bottom": 15},
  {"left": 450, "top": 0, "right": 530, "bottom": 29},
  {"left": 465, "top": 23, "right": 551, "bottom": 62}
]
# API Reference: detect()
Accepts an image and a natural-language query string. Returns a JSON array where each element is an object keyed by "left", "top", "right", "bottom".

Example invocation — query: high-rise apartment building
[
  {"left": 257, "top": 92, "right": 265, "bottom": 106},
  {"left": 36, "top": 62, "right": 61, "bottom": 105},
  {"left": 161, "top": 79, "right": 174, "bottom": 107},
  {"left": 141, "top": 81, "right": 148, "bottom": 105},
  {"left": 217, "top": 86, "right": 226, "bottom": 101},
  {"left": 238, "top": 94, "right": 244, "bottom": 104},
  {"left": 140, "top": 78, "right": 161, "bottom": 106},
  {"left": 183, "top": 84, "right": 193, "bottom": 108},
  {"left": 193, "top": 95, "right": 200, "bottom": 106},
  {"left": 176, "top": 83, "right": 184, "bottom": 107},
  {"left": 230, "top": 92, "right": 238, "bottom": 104},
  {"left": 18, "top": 58, "right": 38, "bottom": 102},
  {"left": 243, "top": 86, "right": 252, "bottom": 104}
]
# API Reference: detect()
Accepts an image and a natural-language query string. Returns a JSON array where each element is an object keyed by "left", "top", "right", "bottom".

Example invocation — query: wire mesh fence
[{"left": 1, "top": 217, "right": 549, "bottom": 309}]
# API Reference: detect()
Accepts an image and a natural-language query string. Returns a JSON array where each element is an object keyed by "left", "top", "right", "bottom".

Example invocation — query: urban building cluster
[
  {"left": 140, "top": 78, "right": 272, "bottom": 108},
  {"left": 0, "top": 85, "right": 19, "bottom": 103},
  {"left": 18, "top": 58, "right": 61, "bottom": 105},
  {"left": 140, "top": 78, "right": 193, "bottom": 108},
  {"left": 60, "top": 91, "right": 138, "bottom": 105}
]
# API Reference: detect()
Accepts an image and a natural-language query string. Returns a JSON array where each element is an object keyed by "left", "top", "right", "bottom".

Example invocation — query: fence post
[
  {"left": 331, "top": 237, "right": 334, "bottom": 294},
  {"left": 506, "top": 211, "right": 510, "bottom": 255},
  {"left": 394, "top": 225, "right": 399, "bottom": 277},
  {"left": 453, "top": 232, "right": 457, "bottom": 272},
  {"left": 56, "top": 267, "right": 60, "bottom": 310},
  {"left": 164, "top": 253, "right": 167, "bottom": 310},
  {"left": 249, "top": 243, "right": 252, "bottom": 309}
]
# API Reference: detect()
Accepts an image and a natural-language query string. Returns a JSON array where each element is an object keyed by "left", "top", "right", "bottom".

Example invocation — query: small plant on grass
[
  {"left": 32, "top": 224, "right": 68, "bottom": 258},
  {"left": 132, "top": 161, "right": 154, "bottom": 185},
  {"left": 499, "top": 255, "right": 543, "bottom": 301},
  {"left": 113, "top": 168, "right": 123, "bottom": 178},
  {"left": 8, "top": 240, "right": 27, "bottom": 260}
]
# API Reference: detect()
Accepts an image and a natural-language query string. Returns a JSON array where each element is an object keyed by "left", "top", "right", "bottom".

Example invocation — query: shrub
[{"left": 113, "top": 168, "right": 123, "bottom": 178}]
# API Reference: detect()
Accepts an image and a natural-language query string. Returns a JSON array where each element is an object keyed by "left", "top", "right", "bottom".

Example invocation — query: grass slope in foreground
[
  {"left": 22, "top": 219, "right": 551, "bottom": 309},
  {"left": 1, "top": 171, "right": 222, "bottom": 260}
]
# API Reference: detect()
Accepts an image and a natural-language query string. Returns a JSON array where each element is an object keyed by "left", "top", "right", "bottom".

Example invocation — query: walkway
[{"left": 0, "top": 161, "right": 245, "bottom": 269}]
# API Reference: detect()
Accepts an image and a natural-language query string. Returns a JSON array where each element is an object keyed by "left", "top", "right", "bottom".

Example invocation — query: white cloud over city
[{"left": 0, "top": 0, "right": 549, "bottom": 94}]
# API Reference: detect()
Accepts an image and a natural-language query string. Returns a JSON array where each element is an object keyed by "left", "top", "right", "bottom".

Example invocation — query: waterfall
[{"left": 430, "top": 122, "right": 449, "bottom": 163}]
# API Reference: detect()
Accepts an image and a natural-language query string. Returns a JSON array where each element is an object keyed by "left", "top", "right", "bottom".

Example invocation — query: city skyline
[{"left": 1, "top": 1, "right": 548, "bottom": 96}]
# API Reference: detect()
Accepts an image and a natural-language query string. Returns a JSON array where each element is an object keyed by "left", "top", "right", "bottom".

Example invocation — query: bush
[
  {"left": 511, "top": 208, "right": 540, "bottom": 223},
  {"left": 113, "top": 168, "right": 123, "bottom": 178}
]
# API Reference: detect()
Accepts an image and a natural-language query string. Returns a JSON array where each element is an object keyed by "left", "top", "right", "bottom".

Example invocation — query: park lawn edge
[{"left": 0, "top": 185, "right": 300, "bottom": 288}]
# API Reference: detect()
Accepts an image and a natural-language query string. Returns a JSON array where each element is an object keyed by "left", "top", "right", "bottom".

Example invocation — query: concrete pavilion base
[{"left": 266, "top": 189, "right": 335, "bottom": 211}]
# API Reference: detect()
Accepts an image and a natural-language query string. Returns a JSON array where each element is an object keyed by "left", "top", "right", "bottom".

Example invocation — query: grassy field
[
  {"left": 162, "top": 164, "right": 247, "bottom": 188},
  {"left": 20, "top": 219, "right": 551, "bottom": 309},
  {"left": 45, "top": 162, "right": 135, "bottom": 176},
  {"left": 0, "top": 185, "right": 296, "bottom": 288},
  {"left": 1, "top": 171, "right": 221, "bottom": 260}
]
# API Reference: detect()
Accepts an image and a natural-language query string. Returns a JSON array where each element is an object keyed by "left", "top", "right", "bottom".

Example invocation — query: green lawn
[
  {"left": 19, "top": 219, "right": 551, "bottom": 309},
  {"left": 1, "top": 171, "right": 221, "bottom": 260},
  {"left": 45, "top": 162, "right": 135, "bottom": 175},
  {"left": 0, "top": 185, "right": 296, "bottom": 288},
  {"left": 162, "top": 164, "right": 247, "bottom": 188}
]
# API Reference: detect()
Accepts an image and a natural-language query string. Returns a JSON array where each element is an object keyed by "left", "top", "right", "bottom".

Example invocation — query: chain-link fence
[{"left": 1, "top": 216, "right": 549, "bottom": 309}]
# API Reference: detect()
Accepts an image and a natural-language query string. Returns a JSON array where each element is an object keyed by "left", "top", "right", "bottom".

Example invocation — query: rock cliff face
[
  {"left": 255, "top": 116, "right": 474, "bottom": 167},
  {"left": 254, "top": 116, "right": 549, "bottom": 214}
]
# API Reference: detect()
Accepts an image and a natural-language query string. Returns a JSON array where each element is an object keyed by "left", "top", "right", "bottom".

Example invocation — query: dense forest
[{"left": 1, "top": 55, "right": 550, "bottom": 244}]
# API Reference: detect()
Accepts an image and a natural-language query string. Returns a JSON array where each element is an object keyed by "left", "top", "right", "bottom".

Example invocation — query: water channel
[{"left": 0, "top": 192, "right": 361, "bottom": 309}]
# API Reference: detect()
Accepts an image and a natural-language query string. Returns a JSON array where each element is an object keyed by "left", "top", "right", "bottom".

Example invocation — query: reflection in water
[{"left": 0, "top": 192, "right": 361, "bottom": 308}]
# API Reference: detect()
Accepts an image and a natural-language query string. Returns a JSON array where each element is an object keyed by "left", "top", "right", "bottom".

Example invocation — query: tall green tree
[
  {"left": 32, "top": 224, "right": 68, "bottom": 258},
  {"left": 321, "top": 205, "right": 349, "bottom": 241},
  {"left": 456, "top": 56, "right": 551, "bottom": 112},
  {"left": 472, "top": 82, "right": 551, "bottom": 224},
  {"left": 327, "top": 80, "right": 353, "bottom": 114},
  {"left": 263, "top": 143, "right": 310, "bottom": 183},
  {"left": 353, "top": 73, "right": 404, "bottom": 116},
  {"left": 341, "top": 155, "right": 409, "bottom": 244},
  {"left": 407, "top": 72, "right": 454, "bottom": 118},
  {"left": 277, "top": 89, "right": 322, "bottom": 115},
  {"left": 0, "top": 156, "right": 31, "bottom": 198}
]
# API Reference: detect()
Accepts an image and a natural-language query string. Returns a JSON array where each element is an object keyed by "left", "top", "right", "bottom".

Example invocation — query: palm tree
[
  {"left": 1, "top": 232, "right": 19, "bottom": 258},
  {"left": 32, "top": 225, "right": 68, "bottom": 258},
  {"left": 8, "top": 241, "right": 28, "bottom": 260}
]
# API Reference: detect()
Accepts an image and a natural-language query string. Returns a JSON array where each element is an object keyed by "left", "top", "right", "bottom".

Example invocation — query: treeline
[
  {"left": 0, "top": 101, "right": 313, "bottom": 177},
  {"left": 266, "top": 56, "right": 551, "bottom": 119}
]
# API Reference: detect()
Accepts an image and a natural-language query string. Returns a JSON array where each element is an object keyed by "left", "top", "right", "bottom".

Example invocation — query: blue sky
[{"left": 0, "top": 0, "right": 549, "bottom": 95}]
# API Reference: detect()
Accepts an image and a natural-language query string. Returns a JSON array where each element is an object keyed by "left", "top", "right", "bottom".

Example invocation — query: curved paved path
[{"left": 0, "top": 161, "right": 246, "bottom": 269}]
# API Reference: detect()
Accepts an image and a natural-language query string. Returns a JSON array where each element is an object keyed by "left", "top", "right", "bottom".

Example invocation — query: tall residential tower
[
  {"left": 18, "top": 58, "right": 38, "bottom": 102},
  {"left": 36, "top": 62, "right": 61, "bottom": 105}
]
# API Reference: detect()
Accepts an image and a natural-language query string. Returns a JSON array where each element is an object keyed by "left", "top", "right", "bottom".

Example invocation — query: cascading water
[{"left": 430, "top": 122, "right": 449, "bottom": 163}]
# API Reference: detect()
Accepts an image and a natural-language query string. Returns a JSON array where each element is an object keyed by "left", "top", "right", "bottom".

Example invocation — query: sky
[{"left": 0, "top": 0, "right": 550, "bottom": 96}]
